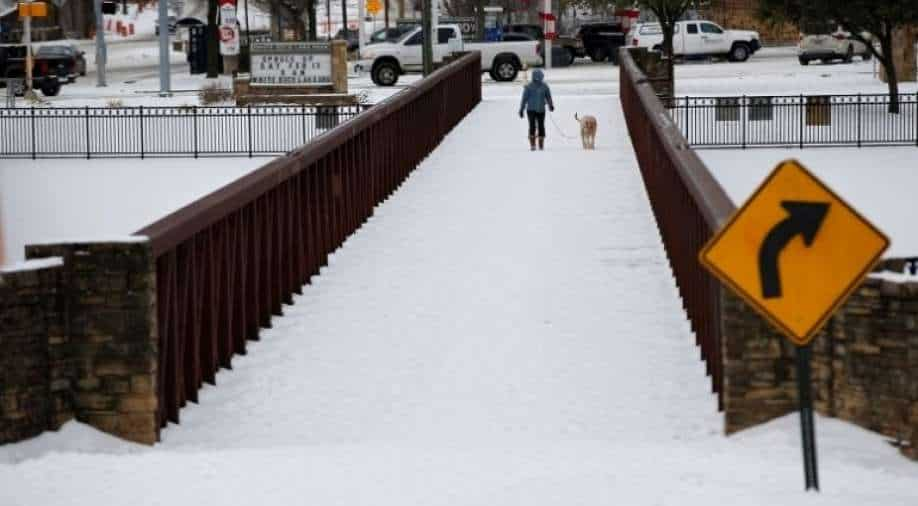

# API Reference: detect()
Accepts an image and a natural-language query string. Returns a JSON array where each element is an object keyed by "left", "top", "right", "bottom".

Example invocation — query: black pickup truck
[{"left": 0, "top": 44, "right": 74, "bottom": 96}]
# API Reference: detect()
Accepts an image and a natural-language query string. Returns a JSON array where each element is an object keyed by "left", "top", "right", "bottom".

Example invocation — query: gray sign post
[
  {"left": 158, "top": 0, "right": 171, "bottom": 96},
  {"left": 95, "top": 0, "right": 107, "bottom": 87}
]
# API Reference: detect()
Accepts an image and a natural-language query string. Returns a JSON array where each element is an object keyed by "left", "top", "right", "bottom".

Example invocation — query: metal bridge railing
[{"left": 135, "top": 52, "right": 482, "bottom": 435}]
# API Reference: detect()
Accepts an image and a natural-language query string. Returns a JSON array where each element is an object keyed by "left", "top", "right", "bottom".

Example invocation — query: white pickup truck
[
  {"left": 628, "top": 20, "right": 761, "bottom": 62},
  {"left": 356, "top": 24, "right": 543, "bottom": 86}
]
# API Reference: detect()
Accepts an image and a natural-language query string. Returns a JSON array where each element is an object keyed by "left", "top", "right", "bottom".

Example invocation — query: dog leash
[{"left": 548, "top": 112, "right": 578, "bottom": 140}]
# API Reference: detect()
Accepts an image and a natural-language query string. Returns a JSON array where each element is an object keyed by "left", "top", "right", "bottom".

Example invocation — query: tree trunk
[
  {"left": 293, "top": 13, "right": 308, "bottom": 40},
  {"left": 880, "top": 35, "right": 900, "bottom": 114},
  {"left": 207, "top": 0, "right": 219, "bottom": 78},
  {"left": 662, "top": 22, "right": 675, "bottom": 95},
  {"left": 475, "top": 0, "right": 485, "bottom": 40},
  {"left": 308, "top": 1, "right": 318, "bottom": 41}
]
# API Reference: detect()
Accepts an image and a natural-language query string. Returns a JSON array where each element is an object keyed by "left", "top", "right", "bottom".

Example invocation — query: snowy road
[{"left": 3, "top": 79, "right": 918, "bottom": 504}]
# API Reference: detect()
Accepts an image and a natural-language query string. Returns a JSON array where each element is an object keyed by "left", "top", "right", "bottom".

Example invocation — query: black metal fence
[
  {"left": 0, "top": 104, "right": 369, "bottom": 159},
  {"left": 669, "top": 94, "right": 918, "bottom": 148}
]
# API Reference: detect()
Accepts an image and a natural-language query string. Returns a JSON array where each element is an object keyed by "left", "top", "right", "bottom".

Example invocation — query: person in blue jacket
[{"left": 519, "top": 69, "right": 555, "bottom": 151}]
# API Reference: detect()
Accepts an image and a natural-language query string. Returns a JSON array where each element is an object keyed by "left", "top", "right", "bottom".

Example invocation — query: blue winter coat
[{"left": 519, "top": 69, "right": 554, "bottom": 114}]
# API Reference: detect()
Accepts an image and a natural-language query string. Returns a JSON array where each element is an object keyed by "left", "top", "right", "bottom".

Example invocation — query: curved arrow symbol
[{"left": 759, "top": 201, "right": 830, "bottom": 299}]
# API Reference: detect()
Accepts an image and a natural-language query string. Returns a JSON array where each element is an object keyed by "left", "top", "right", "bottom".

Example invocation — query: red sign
[{"left": 220, "top": 26, "right": 235, "bottom": 42}]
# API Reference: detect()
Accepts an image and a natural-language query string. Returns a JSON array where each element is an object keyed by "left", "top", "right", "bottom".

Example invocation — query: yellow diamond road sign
[{"left": 699, "top": 159, "right": 890, "bottom": 346}]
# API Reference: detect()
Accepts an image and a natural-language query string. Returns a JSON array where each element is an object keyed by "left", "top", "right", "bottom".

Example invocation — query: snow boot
[
  {"left": 529, "top": 136, "right": 536, "bottom": 151},
  {"left": 538, "top": 137, "right": 545, "bottom": 150}
]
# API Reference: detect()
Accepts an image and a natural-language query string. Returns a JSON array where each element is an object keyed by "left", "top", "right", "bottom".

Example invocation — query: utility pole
[
  {"left": 158, "top": 0, "right": 170, "bottom": 93},
  {"left": 341, "top": 0, "right": 348, "bottom": 39},
  {"left": 244, "top": 0, "right": 251, "bottom": 49},
  {"left": 23, "top": 0, "right": 32, "bottom": 92},
  {"left": 95, "top": 0, "right": 107, "bottom": 87},
  {"left": 431, "top": 0, "right": 438, "bottom": 63},
  {"left": 358, "top": 0, "right": 364, "bottom": 56},
  {"left": 543, "top": 0, "right": 551, "bottom": 69},
  {"left": 326, "top": 0, "right": 331, "bottom": 39},
  {"left": 384, "top": 0, "right": 389, "bottom": 28},
  {"left": 421, "top": 0, "right": 432, "bottom": 75}
]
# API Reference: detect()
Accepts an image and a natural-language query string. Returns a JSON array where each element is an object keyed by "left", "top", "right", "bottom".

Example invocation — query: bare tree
[
  {"left": 252, "top": 0, "right": 316, "bottom": 40},
  {"left": 759, "top": 0, "right": 918, "bottom": 113}
]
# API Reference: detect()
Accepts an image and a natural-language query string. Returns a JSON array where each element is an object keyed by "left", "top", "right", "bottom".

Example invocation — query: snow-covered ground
[
  {"left": 680, "top": 48, "right": 918, "bottom": 261},
  {"left": 699, "top": 148, "right": 918, "bottom": 259},
  {"left": 2, "top": 63, "right": 918, "bottom": 505},
  {"left": 0, "top": 158, "right": 263, "bottom": 264},
  {"left": 675, "top": 46, "right": 918, "bottom": 97}
]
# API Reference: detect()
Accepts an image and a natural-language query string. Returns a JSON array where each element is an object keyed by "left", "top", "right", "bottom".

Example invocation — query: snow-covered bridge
[{"left": 2, "top": 55, "right": 917, "bottom": 505}]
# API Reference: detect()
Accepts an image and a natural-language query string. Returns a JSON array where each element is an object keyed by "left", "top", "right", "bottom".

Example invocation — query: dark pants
[{"left": 527, "top": 111, "right": 546, "bottom": 138}]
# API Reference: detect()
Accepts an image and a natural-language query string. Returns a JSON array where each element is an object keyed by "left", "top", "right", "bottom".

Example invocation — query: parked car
[
  {"left": 798, "top": 23, "right": 872, "bottom": 65},
  {"left": 628, "top": 20, "right": 761, "bottom": 62},
  {"left": 553, "top": 34, "right": 584, "bottom": 66},
  {"left": 356, "top": 24, "right": 542, "bottom": 85},
  {"left": 155, "top": 15, "right": 177, "bottom": 36},
  {"left": 574, "top": 22, "right": 627, "bottom": 63},
  {"left": 368, "top": 26, "right": 415, "bottom": 44},
  {"left": 335, "top": 28, "right": 359, "bottom": 52},
  {"left": 36, "top": 44, "right": 86, "bottom": 81},
  {"left": 0, "top": 44, "right": 73, "bottom": 96},
  {"left": 504, "top": 23, "right": 543, "bottom": 41}
]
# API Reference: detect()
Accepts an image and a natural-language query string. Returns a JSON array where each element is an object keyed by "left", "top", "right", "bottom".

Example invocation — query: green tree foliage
[{"left": 758, "top": 0, "right": 918, "bottom": 113}]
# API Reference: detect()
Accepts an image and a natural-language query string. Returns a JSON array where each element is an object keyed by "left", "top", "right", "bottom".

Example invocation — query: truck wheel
[
  {"left": 843, "top": 45, "right": 854, "bottom": 63},
  {"left": 493, "top": 58, "right": 518, "bottom": 82},
  {"left": 40, "top": 80, "right": 61, "bottom": 97},
  {"left": 566, "top": 48, "right": 577, "bottom": 66},
  {"left": 589, "top": 47, "right": 607, "bottom": 62},
  {"left": 862, "top": 51, "right": 872, "bottom": 61},
  {"left": 372, "top": 61, "right": 399, "bottom": 87},
  {"left": 798, "top": 56, "right": 810, "bottom": 66},
  {"left": 728, "top": 43, "right": 750, "bottom": 62}
]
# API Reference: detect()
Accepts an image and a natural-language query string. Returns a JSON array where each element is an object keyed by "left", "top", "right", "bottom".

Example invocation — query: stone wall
[
  {"left": 0, "top": 259, "right": 66, "bottom": 443},
  {"left": 722, "top": 276, "right": 918, "bottom": 459},
  {"left": 0, "top": 241, "right": 159, "bottom": 445}
]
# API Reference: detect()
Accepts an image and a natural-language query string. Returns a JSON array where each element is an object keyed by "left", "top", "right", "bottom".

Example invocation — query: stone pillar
[
  {"left": 331, "top": 40, "right": 349, "bottom": 94},
  {"left": 26, "top": 241, "right": 159, "bottom": 445},
  {"left": 880, "top": 26, "right": 917, "bottom": 83},
  {"left": 0, "top": 260, "right": 65, "bottom": 444}
]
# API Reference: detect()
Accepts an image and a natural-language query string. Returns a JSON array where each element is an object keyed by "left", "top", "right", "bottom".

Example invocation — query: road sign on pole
[
  {"left": 699, "top": 158, "right": 890, "bottom": 491},
  {"left": 700, "top": 159, "right": 889, "bottom": 345}
]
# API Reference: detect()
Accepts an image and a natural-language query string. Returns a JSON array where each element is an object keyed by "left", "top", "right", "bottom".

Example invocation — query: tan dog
[{"left": 575, "top": 113, "right": 598, "bottom": 150}]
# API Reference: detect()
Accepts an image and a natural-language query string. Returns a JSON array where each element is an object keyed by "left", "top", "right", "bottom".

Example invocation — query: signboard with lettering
[{"left": 250, "top": 42, "right": 332, "bottom": 86}]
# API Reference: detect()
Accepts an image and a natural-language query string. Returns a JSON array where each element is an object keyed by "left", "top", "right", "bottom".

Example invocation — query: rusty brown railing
[
  {"left": 619, "top": 48, "right": 735, "bottom": 407},
  {"left": 136, "top": 52, "right": 482, "bottom": 435}
]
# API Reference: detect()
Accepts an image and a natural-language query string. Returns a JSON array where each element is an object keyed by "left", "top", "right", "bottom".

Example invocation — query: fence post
[
  {"left": 247, "top": 106, "right": 253, "bottom": 158},
  {"left": 30, "top": 107, "right": 36, "bottom": 160},
  {"left": 193, "top": 106, "right": 199, "bottom": 159},
  {"left": 139, "top": 106, "right": 145, "bottom": 159},
  {"left": 85, "top": 106, "right": 91, "bottom": 159},
  {"left": 741, "top": 95, "right": 747, "bottom": 149},
  {"left": 915, "top": 92, "right": 917, "bottom": 147},
  {"left": 302, "top": 105, "right": 307, "bottom": 145},
  {"left": 799, "top": 94, "right": 804, "bottom": 149},
  {"left": 857, "top": 94, "right": 861, "bottom": 148}
]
